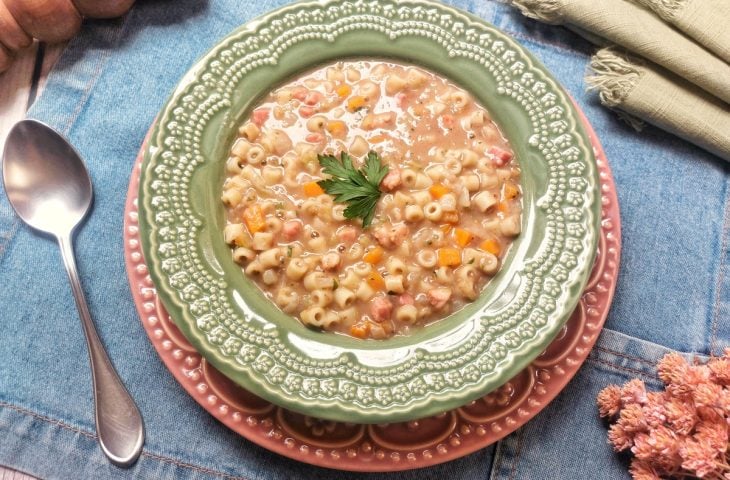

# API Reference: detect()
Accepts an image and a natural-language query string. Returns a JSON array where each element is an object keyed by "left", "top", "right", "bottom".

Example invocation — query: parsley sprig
[{"left": 317, "top": 151, "right": 388, "bottom": 228}]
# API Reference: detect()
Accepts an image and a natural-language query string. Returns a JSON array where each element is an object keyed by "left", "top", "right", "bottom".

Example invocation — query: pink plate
[{"left": 124, "top": 107, "right": 621, "bottom": 472}]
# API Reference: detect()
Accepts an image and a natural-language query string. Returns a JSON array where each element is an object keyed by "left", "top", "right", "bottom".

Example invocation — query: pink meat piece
[
  {"left": 380, "top": 169, "right": 402, "bottom": 191},
  {"left": 370, "top": 297, "right": 393, "bottom": 322},
  {"left": 281, "top": 220, "right": 302, "bottom": 241},
  {"left": 398, "top": 293, "right": 414, "bottom": 306},
  {"left": 337, "top": 226, "right": 358, "bottom": 244},
  {"left": 252, "top": 108, "right": 270, "bottom": 126},
  {"left": 488, "top": 146, "right": 513, "bottom": 167},
  {"left": 304, "top": 91, "right": 322, "bottom": 106},
  {"left": 427, "top": 288, "right": 452, "bottom": 310},
  {"left": 373, "top": 223, "right": 409, "bottom": 249}
]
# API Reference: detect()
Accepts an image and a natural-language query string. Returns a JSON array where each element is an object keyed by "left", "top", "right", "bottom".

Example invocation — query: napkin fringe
[
  {"left": 510, "top": 0, "right": 562, "bottom": 24},
  {"left": 630, "top": 0, "right": 687, "bottom": 20},
  {"left": 586, "top": 48, "right": 646, "bottom": 131},
  {"left": 586, "top": 48, "right": 643, "bottom": 108}
]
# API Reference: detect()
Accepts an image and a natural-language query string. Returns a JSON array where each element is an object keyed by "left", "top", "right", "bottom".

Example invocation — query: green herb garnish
[
  {"left": 287, "top": 246, "right": 293, "bottom": 257},
  {"left": 317, "top": 151, "right": 388, "bottom": 228}
]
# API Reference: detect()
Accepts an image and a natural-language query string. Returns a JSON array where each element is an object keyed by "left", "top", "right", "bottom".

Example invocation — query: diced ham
[
  {"left": 373, "top": 223, "right": 409, "bottom": 249},
  {"left": 252, "top": 108, "right": 270, "bottom": 126},
  {"left": 337, "top": 226, "right": 358, "bottom": 244},
  {"left": 304, "top": 91, "right": 322, "bottom": 106},
  {"left": 282, "top": 220, "right": 302, "bottom": 241},
  {"left": 488, "top": 146, "right": 513, "bottom": 167},
  {"left": 441, "top": 114, "right": 455, "bottom": 129},
  {"left": 380, "top": 169, "right": 402, "bottom": 191},
  {"left": 292, "top": 87, "right": 308, "bottom": 101},
  {"left": 299, "top": 106, "right": 316, "bottom": 118},
  {"left": 395, "top": 92, "right": 408, "bottom": 108},
  {"left": 306, "top": 133, "right": 324, "bottom": 143},
  {"left": 427, "top": 288, "right": 452, "bottom": 310},
  {"left": 370, "top": 297, "right": 393, "bottom": 322},
  {"left": 398, "top": 293, "right": 414, "bottom": 306}
]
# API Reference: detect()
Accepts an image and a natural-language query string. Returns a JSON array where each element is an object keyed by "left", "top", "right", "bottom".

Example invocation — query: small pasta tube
[
  {"left": 259, "top": 248, "right": 284, "bottom": 269},
  {"left": 384, "top": 275, "right": 405, "bottom": 294},
  {"left": 285, "top": 258, "right": 309, "bottom": 280},
  {"left": 251, "top": 232, "right": 274, "bottom": 251},
  {"left": 472, "top": 191, "right": 498, "bottom": 212},
  {"left": 311, "top": 289, "right": 334, "bottom": 307},
  {"left": 416, "top": 249, "right": 438, "bottom": 268},
  {"left": 424, "top": 202, "right": 443, "bottom": 222},
  {"left": 224, "top": 223, "right": 245, "bottom": 245},
  {"left": 334, "top": 287, "right": 356, "bottom": 308},
  {"left": 232, "top": 247, "right": 255, "bottom": 265},
  {"left": 275, "top": 287, "right": 299, "bottom": 313},
  {"left": 395, "top": 305, "right": 418, "bottom": 323}
]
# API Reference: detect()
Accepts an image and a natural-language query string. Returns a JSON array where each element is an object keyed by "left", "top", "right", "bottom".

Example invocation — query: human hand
[{"left": 0, "top": 0, "right": 136, "bottom": 72}]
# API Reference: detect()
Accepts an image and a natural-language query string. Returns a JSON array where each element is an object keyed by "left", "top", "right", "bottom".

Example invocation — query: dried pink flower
[
  {"left": 695, "top": 420, "right": 728, "bottom": 454},
  {"left": 679, "top": 438, "right": 721, "bottom": 478},
  {"left": 663, "top": 396, "right": 697, "bottom": 435},
  {"left": 619, "top": 403, "right": 648, "bottom": 433},
  {"left": 622, "top": 379, "right": 649, "bottom": 406},
  {"left": 657, "top": 353, "right": 689, "bottom": 386},
  {"left": 694, "top": 383, "right": 723, "bottom": 409},
  {"left": 608, "top": 422, "right": 634, "bottom": 452},
  {"left": 709, "top": 358, "right": 730, "bottom": 385},
  {"left": 597, "top": 384, "right": 622, "bottom": 418},
  {"left": 629, "top": 459, "right": 661, "bottom": 480},
  {"left": 599, "top": 353, "right": 730, "bottom": 479}
]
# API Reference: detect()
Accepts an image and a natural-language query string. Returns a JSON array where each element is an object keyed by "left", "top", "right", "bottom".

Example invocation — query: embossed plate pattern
[
  {"left": 137, "top": 0, "right": 600, "bottom": 422},
  {"left": 126, "top": 106, "right": 619, "bottom": 471}
]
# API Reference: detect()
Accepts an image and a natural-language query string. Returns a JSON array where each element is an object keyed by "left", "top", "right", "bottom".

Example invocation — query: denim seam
[
  {"left": 59, "top": 19, "right": 127, "bottom": 137},
  {"left": 0, "top": 400, "right": 253, "bottom": 480},
  {"left": 710, "top": 183, "right": 730, "bottom": 355},
  {"left": 592, "top": 346, "right": 658, "bottom": 367},
  {"left": 0, "top": 218, "right": 20, "bottom": 265},
  {"left": 488, "top": 435, "right": 506, "bottom": 480},
  {"left": 506, "top": 428, "right": 525, "bottom": 480},
  {"left": 586, "top": 358, "right": 658, "bottom": 381}
]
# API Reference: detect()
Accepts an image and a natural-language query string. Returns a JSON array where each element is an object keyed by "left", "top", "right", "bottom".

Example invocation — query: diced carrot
[
  {"left": 454, "top": 228, "right": 474, "bottom": 247},
  {"left": 303, "top": 181, "right": 325, "bottom": 197},
  {"left": 439, "top": 224, "right": 453, "bottom": 234},
  {"left": 366, "top": 271, "right": 385, "bottom": 290},
  {"left": 479, "top": 238, "right": 501, "bottom": 256},
  {"left": 503, "top": 181, "right": 520, "bottom": 200},
  {"left": 363, "top": 247, "right": 384, "bottom": 264},
  {"left": 350, "top": 323, "right": 370, "bottom": 339},
  {"left": 437, "top": 248, "right": 461, "bottom": 267},
  {"left": 497, "top": 202, "right": 509, "bottom": 213},
  {"left": 326, "top": 120, "right": 347, "bottom": 137},
  {"left": 347, "top": 95, "right": 366, "bottom": 112},
  {"left": 336, "top": 84, "right": 352, "bottom": 98},
  {"left": 242, "top": 204, "right": 266, "bottom": 234},
  {"left": 442, "top": 212, "right": 459, "bottom": 224},
  {"left": 429, "top": 184, "right": 450, "bottom": 199}
]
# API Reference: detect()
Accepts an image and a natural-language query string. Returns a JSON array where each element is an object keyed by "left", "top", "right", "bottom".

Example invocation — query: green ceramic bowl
[{"left": 138, "top": 0, "right": 600, "bottom": 423}]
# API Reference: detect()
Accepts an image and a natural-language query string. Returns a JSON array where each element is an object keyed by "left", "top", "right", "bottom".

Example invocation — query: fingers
[
  {"left": 0, "top": 0, "right": 32, "bottom": 51},
  {"left": 4, "top": 0, "right": 82, "bottom": 43},
  {"left": 0, "top": 43, "right": 13, "bottom": 73},
  {"left": 72, "top": 0, "right": 136, "bottom": 19}
]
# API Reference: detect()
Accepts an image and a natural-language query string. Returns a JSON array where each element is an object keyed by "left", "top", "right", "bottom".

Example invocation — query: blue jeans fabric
[{"left": 0, "top": 1, "right": 727, "bottom": 479}]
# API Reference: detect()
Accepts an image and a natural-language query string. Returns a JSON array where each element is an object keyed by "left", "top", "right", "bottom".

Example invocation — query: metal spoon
[{"left": 2, "top": 119, "right": 145, "bottom": 467}]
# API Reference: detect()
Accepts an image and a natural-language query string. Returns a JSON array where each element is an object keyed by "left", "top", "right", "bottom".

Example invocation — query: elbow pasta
[{"left": 222, "top": 60, "right": 521, "bottom": 339}]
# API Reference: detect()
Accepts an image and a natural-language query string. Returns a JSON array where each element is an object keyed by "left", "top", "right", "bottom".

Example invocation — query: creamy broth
[{"left": 221, "top": 60, "right": 521, "bottom": 340}]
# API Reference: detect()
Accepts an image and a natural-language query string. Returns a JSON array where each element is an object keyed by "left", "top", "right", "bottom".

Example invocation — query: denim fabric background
[{"left": 0, "top": 1, "right": 728, "bottom": 479}]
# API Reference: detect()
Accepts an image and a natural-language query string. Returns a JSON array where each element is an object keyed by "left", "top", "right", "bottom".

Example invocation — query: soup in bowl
[{"left": 221, "top": 60, "right": 521, "bottom": 339}]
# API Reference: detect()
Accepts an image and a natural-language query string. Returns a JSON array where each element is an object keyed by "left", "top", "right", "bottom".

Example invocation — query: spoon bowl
[
  {"left": 2, "top": 119, "right": 145, "bottom": 467},
  {"left": 3, "top": 120, "right": 92, "bottom": 236}
]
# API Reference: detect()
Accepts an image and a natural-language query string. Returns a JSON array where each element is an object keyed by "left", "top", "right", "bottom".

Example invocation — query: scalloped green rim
[{"left": 138, "top": 0, "right": 600, "bottom": 423}]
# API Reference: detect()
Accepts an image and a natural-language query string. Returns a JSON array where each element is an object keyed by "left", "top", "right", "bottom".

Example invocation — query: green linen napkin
[
  {"left": 631, "top": 0, "right": 730, "bottom": 64},
  {"left": 586, "top": 48, "right": 730, "bottom": 162},
  {"left": 510, "top": 0, "right": 730, "bottom": 104}
]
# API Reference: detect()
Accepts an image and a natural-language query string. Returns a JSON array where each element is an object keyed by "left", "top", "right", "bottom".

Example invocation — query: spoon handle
[{"left": 57, "top": 233, "right": 145, "bottom": 467}]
